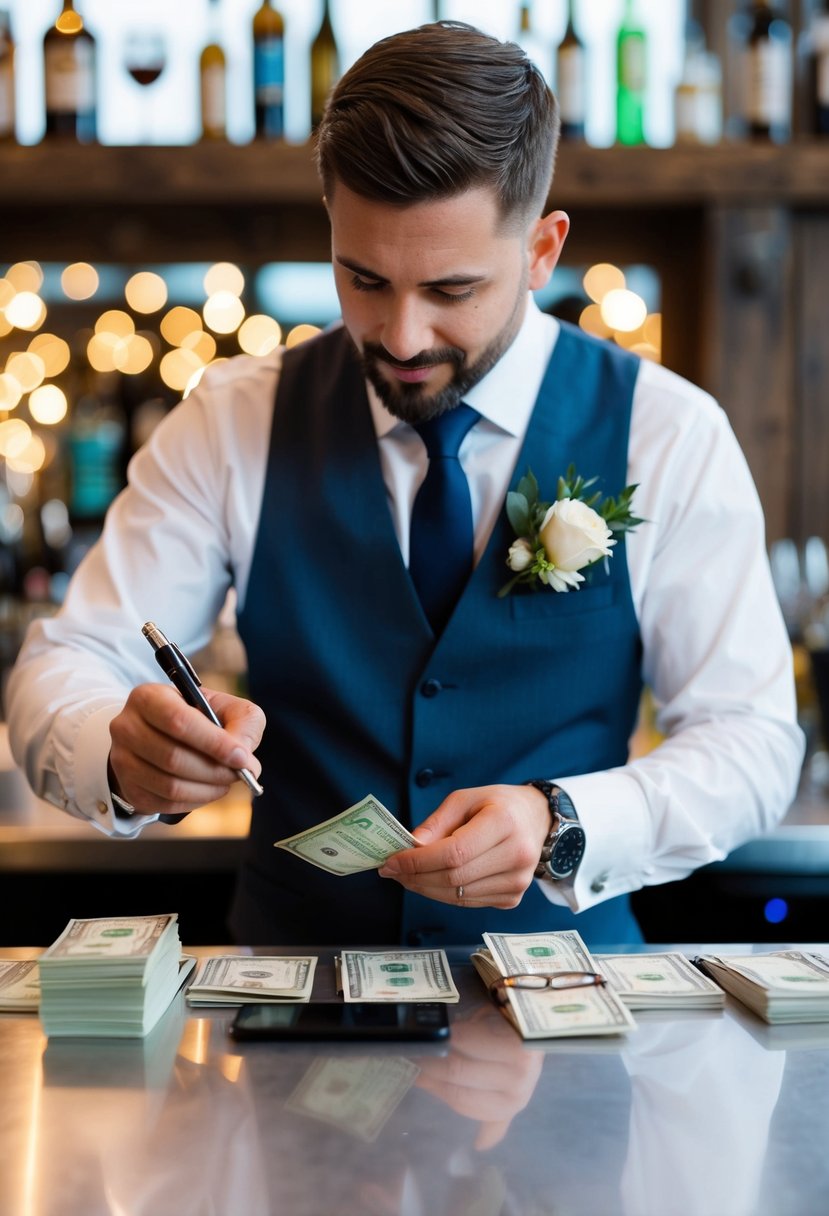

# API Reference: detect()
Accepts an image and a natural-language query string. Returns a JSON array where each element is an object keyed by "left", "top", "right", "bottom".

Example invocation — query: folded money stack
[
  {"left": 472, "top": 930, "right": 636, "bottom": 1039},
  {"left": 695, "top": 950, "right": 829, "bottom": 1024},
  {"left": 0, "top": 959, "right": 40, "bottom": 1011},
  {"left": 337, "top": 949, "right": 460, "bottom": 1003},
  {"left": 39, "top": 914, "right": 192, "bottom": 1038},
  {"left": 187, "top": 955, "right": 317, "bottom": 1005},
  {"left": 593, "top": 952, "right": 725, "bottom": 1010}
]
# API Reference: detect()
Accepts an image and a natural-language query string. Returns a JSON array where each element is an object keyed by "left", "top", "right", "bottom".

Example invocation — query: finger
[
  {"left": 475, "top": 1120, "right": 511, "bottom": 1151},
  {"left": 128, "top": 684, "right": 260, "bottom": 772},
  {"left": 383, "top": 813, "right": 511, "bottom": 881},
  {"left": 204, "top": 688, "right": 266, "bottom": 756}
]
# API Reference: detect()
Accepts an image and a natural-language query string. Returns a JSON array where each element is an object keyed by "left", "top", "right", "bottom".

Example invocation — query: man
[{"left": 8, "top": 22, "right": 803, "bottom": 946}]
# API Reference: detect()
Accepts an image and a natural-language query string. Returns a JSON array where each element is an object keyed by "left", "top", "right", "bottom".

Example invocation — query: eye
[
  {"left": 434, "top": 288, "right": 476, "bottom": 304},
  {"left": 350, "top": 274, "right": 385, "bottom": 293}
]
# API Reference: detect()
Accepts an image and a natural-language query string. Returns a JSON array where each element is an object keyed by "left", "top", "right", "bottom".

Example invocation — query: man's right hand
[{"left": 108, "top": 683, "right": 265, "bottom": 817}]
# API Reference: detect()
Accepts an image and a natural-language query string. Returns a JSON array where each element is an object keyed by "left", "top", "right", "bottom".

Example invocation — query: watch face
[{"left": 549, "top": 824, "right": 586, "bottom": 879}]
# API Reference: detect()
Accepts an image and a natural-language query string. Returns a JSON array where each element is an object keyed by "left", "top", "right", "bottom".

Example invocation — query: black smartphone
[{"left": 229, "top": 1001, "right": 451, "bottom": 1042}]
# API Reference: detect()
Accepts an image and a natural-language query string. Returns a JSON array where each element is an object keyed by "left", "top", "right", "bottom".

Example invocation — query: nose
[{"left": 379, "top": 295, "right": 434, "bottom": 364}]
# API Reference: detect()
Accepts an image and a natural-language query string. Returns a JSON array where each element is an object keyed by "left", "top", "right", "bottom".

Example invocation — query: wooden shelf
[{"left": 1, "top": 140, "right": 829, "bottom": 211}]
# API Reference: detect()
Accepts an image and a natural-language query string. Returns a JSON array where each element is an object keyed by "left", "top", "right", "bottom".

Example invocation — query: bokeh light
[
  {"left": 600, "top": 289, "right": 648, "bottom": 333},
  {"left": 285, "top": 324, "right": 322, "bottom": 348},
  {"left": 61, "top": 262, "right": 100, "bottom": 301},
  {"left": 238, "top": 315, "right": 282, "bottom": 356},
  {"left": 203, "top": 292, "right": 245, "bottom": 335},
  {"left": 125, "top": 271, "right": 168, "bottom": 314},
  {"left": 28, "top": 384, "right": 68, "bottom": 425},
  {"left": 204, "top": 262, "right": 245, "bottom": 297}
]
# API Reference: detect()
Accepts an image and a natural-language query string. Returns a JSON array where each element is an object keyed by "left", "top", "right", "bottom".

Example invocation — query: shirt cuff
[
  {"left": 72, "top": 704, "right": 160, "bottom": 838},
  {"left": 534, "top": 770, "right": 652, "bottom": 912}
]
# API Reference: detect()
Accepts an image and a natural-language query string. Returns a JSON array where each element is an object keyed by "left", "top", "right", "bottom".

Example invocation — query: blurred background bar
[{"left": 2, "top": 0, "right": 829, "bottom": 945}]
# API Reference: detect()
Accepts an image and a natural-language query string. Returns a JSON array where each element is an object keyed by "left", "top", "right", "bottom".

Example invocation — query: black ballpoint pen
[{"left": 142, "top": 621, "right": 264, "bottom": 798}]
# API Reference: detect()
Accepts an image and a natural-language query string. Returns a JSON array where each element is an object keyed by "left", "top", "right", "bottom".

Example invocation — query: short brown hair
[{"left": 316, "top": 21, "right": 559, "bottom": 227}]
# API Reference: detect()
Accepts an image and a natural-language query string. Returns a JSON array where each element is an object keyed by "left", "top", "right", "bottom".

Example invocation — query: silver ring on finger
[{"left": 456, "top": 884, "right": 464, "bottom": 902}]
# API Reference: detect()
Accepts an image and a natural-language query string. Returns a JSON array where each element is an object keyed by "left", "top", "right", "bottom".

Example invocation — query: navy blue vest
[{"left": 233, "top": 322, "right": 644, "bottom": 946}]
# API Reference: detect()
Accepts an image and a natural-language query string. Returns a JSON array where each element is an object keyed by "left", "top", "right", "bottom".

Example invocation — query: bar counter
[{"left": 1, "top": 943, "right": 828, "bottom": 1216}]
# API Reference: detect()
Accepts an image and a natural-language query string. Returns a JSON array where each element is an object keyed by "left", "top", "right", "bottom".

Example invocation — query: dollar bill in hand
[
  {"left": 340, "top": 949, "right": 460, "bottom": 1003},
  {"left": 187, "top": 955, "right": 317, "bottom": 1006},
  {"left": 479, "top": 930, "right": 636, "bottom": 1039},
  {"left": 695, "top": 951, "right": 829, "bottom": 1024},
  {"left": 274, "top": 794, "right": 417, "bottom": 875},
  {"left": 593, "top": 952, "right": 725, "bottom": 1009}
]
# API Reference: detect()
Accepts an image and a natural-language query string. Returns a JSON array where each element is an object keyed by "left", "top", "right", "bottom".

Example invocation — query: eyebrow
[{"left": 335, "top": 255, "right": 486, "bottom": 289}]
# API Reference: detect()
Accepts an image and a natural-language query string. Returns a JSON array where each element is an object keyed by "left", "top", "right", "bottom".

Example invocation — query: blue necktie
[{"left": 409, "top": 403, "right": 479, "bottom": 633}]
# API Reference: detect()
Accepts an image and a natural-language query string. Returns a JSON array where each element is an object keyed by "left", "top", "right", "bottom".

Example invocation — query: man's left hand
[{"left": 377, "top": 783, "right": 551, "bottom": 907}]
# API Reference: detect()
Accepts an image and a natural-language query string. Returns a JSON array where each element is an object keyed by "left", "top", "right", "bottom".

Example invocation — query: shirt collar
[{"left": 366, "top": 299, "right": 559, "bottom": 440}]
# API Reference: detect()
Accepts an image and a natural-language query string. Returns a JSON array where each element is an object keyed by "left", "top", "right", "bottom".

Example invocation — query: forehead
[{"left": 327, "top": 183, "right": 520, "bottom": 278}]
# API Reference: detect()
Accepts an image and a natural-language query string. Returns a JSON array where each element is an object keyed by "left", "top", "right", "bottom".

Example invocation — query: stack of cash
[
  {"left": 472, "top": 930, "right": 636, "bottom": 1039},
  {"left": 38, "top": 914, "right": 192, "bottom": 1038},
  {"left": 186, "top": 955, "right": 317, "bottom": 1005},
  {"left": 337, "top": 949, "right": 460, "bottom": 1003},
  {"left": 695, "top": 950, "right": 829, "bottom": 1024},
  {"left": 593, "top": 952, "right": 726, "bottom": 1010},
  {"left": 0, "top": 959, "right": 40, "bottom": 1011}
]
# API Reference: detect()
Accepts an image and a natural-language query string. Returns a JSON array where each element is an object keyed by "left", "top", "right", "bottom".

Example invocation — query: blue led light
[{"left": 764, "top": 898, "right": 788, "bottom": 924}]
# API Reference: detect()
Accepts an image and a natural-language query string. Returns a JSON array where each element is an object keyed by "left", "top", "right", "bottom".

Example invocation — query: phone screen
[{"left": 229, "top": 1001, "right": 450, "bottom": 1042}]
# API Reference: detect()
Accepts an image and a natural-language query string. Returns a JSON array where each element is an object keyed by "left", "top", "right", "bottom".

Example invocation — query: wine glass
[{"left": 123, "top": 31, "right": 167, "bottom": 144}]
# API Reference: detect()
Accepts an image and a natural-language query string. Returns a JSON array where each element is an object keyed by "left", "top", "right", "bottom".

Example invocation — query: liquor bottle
[
  {"left": 616, "top": 0, "right": 647, "bottom": 145},
  {"left": 804, "top": 1, "right": 829, "bottom": 135},
  {"left": 310, "top": 0, "right": 339, "bottom": 133},
  {"left": 200, "top": 0, "right": 227, "bottom": 140},
  {"left": 736, "top": 1, "right": 792, "bottom": 142},
  {"left": 43, "top": 0, "right": 96, "bottom": 142},
  {"left": 517, "top": 2, "right": 552, "bottom": 85},
  {"left": 556, "top": 1, "right": 586, "bottom": 142},
  {"left": 674, "top": 18, "right": 722, "bottom": 145},
  {"left": 0, "top": 11, "right": 14, "bottom": 143},
  {"left": 253, "top": 0, "right": 285, "bottom": 140}
]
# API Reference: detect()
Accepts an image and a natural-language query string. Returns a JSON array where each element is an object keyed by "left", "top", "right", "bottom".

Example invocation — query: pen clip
[{"left": 171, "top": 642, "right": 201, "bottom": 686}]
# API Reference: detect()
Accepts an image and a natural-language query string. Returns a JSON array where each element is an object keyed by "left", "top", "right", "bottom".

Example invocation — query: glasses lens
[{"left": 549, "top": 971, "right": 606, "bottom": 989}]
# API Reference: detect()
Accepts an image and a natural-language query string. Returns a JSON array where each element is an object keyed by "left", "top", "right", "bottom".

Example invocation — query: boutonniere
[{"left": 499, "top": 465, "right": 644, "bottom": 596}]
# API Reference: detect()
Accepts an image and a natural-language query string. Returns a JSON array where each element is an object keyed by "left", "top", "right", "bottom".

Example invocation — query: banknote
[
  {"left": 340, "top": 950, "right": 460, "bottom": 1003},
  {"left": 480, "top": 931, "right": 635, "bottom": 1039},
  {"left": 593, "top": 952, "right": 725, "bottom": 1009},
  {"left": 285, "top": 1056, "right": 420, "bottom": 1142},
  {"left": 0, "top": 959, "right": 41, "bottom": 1011},
  {"left": 187, "top": 955, "right": 317, "bottom": 1005},
  {"left": 39, "top": 914, "right": 179, "bottom": 971},
  {"left": 696, "top": 950, "right": 829, "bottom": 1024},
  {"left": 274, "top": 794, "right": 418, "bottom": 875}
]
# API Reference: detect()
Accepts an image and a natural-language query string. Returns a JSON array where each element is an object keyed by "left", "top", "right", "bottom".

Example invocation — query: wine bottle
[
  {"left": 253, "top": 0, "right": 285, "bottom": 140},
  {"left": 616, "top": 0, "right": 646, "bottom": 145},
  {"left": 556, "top": 1, "right": 586, "bottom": 142},
  {"left": 674, "top": 18, "right": 722, "bottom": 145},
  {"left": 0, "top": 11, "right": 14, "bottom": 143},
  {"left": 310, "top": 0, "right": 339, "bottom": 133},
  {"left": 805, "top": 1, "right": 829, "bottom": 135},
  {"left": 517, "top": 3, "right": 551, "bottom": 84},
  {"left": 43, "top": 0, "right": 96, "bottom": 142},
  {"left": 200, "top": 0, "right": 227, "bottom": 141},
  {"left": 738, "top": 1, "right": 792, "bottom": 142}
]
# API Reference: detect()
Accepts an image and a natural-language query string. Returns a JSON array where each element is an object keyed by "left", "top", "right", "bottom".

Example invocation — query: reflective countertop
[{"left": 1, "top": 943, "right": 828, "bottom": 1216}]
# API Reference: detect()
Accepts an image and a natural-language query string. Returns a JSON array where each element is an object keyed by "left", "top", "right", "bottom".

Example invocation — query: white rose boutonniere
[{"left": 499, "top": 465, "right": 644, "bottom": 596}]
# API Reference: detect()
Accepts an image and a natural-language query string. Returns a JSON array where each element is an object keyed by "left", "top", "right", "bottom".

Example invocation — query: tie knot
[{"left": 414, "top": 402, "right": 479, "bottom": 460}]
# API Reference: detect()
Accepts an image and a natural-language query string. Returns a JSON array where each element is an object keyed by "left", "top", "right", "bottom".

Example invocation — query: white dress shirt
[{"left": 6, "top": 301, "right": 804, "bottom": 914}]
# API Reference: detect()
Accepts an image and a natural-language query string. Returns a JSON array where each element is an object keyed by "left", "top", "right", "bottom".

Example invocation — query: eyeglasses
[{"left": 489, "top": 971, "right": 606, "bottom": 1007}]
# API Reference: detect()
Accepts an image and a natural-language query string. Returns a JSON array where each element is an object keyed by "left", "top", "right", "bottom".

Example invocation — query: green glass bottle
[{"left": 616, "top": 0, "right": 647, "bottom": 145}]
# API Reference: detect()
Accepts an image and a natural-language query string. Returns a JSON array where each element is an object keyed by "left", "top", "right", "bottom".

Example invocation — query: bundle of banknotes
[
  {"left": 186, "top": 955, "right": 318, "bottom": 1005},
  {"left": 0, "top": 959, "right": 40, "bottom": 1011},
  {"left": 472, "top": 931, "right": 636, "bottom": 1039},
  {"left": 695, "top": 950, "right": 829, "bottom": 1024},
  {"left": 38, "top": 914, "right": 193, "bottom": 1038},
  {"left": 336, "top": 949, "right": 460, "bottom": 1003},
  {"left": 593, "top": 951, "right": 725, "bottom": 1010}
]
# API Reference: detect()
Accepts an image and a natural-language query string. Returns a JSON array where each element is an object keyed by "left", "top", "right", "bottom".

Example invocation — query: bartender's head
[{"left": 316, "top": 21, "right": 569, "bottom": 424}]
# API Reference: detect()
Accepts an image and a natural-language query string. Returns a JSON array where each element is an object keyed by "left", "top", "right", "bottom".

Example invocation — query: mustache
[{"left": 362, "top": 342, "right": 465, "bottom": 371}]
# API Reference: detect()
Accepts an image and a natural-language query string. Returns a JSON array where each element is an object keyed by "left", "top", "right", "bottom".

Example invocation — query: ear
[{"left": 527, "top": 210, "right": 570, "bottom": 291}]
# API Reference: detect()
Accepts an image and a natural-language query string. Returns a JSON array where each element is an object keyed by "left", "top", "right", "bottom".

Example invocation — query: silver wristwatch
[{"left": 526, "top": 780, "right": 586, "bottom": 882}]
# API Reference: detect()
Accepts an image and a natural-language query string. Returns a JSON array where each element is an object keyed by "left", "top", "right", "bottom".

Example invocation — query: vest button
[
  {"left": 415, "top": 767, "right": 435, "bottom": 787},
  {"left": 421, "top": 678, "right": 443, "bottom": 698},
  {"left": 407, "top": 931, "right": 425, "bottom": 946}
]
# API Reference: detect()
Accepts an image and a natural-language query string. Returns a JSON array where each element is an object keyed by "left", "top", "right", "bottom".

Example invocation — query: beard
[{"left": 354, "top": 281, "right": 528, "bottom": 426}]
